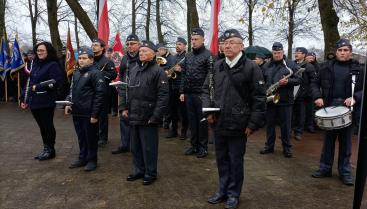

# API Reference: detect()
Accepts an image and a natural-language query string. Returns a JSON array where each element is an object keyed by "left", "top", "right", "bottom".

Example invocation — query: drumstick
[{"left": 323, "top": 107, "right": 328, "bottom": 113}]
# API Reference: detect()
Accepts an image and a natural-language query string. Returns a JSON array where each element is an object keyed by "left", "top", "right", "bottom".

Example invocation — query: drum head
[{"left": 315, "top": 106, "right": 350, "bottom": 117}]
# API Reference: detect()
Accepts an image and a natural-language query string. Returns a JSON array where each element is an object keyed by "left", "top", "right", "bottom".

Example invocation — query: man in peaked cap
[
  {"left": 180, "top": 27, "right": 212, "bottom": 158},
  {"left": 66, "top": 46, "right": 106, "bottom": 171},
  {"left": 91, "top": 38, "right": 117, "bottom": 146},
  {"left": 121, "top": 40, "right": 169, "bottom": 185},
  {"left": 311, "top": 38, "right": 364, "bottom": 186},
  {"left": 203, "top": 29, "right": 266, "bottom": 209}
]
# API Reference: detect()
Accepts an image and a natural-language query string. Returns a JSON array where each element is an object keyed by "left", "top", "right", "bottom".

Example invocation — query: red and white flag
[
  {"left": 112, "top": 32, "right": 124, "bottom": 81},
  {"left": 65, "top": 28, "right": 76, "bottom": 77},
  {"left": 98, "top": 0, "right": 110, "bottom": 47},
  {"left": 207, "top": 0, "right": 221, "bottom": 55}
]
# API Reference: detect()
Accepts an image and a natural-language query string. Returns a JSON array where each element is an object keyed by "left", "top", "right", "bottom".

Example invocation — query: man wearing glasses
[
  {"left": 180, "top": 28, "right": 212, "bottom": 158},
  {"left": 91, "top": 38, "right": 117, "bottom": 146},
  {"left": 112, "top": 34, "right": 141, "bottom": 155},
  {"left": 203, "top": 29, "right": 266, "bottom": 209},
  {"left": 120, "top": 41, "right": 169, "bottom": 185}
]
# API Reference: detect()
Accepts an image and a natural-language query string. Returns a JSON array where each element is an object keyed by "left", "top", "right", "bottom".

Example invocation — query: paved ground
[{"left": 0, "top": 103, "right": 365, "bottom": 209}]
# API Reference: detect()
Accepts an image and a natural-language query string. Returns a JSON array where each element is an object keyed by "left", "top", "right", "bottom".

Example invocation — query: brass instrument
[
  {"left": 166, "top": 57, "right": 185, "bottom": 79},
  {"left": 156, "top": 56, "right": 167, "bottom": 65},
  {"left": 266, "top": 59, "right": 293, "bottom": 103}
]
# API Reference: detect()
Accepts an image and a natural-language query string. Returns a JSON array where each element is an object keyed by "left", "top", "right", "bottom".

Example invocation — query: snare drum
[{"left": 314, "top": 106, "right": 352, "bottom": 130}]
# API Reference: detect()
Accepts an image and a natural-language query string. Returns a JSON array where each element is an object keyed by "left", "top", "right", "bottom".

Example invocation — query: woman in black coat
[{"left": 20, "top": 42, "right": 65, "bottom": 161}]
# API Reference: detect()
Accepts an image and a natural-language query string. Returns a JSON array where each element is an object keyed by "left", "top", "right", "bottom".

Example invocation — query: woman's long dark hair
[{"left": 33, "top": 41, "right": 58, "bottom": 62}]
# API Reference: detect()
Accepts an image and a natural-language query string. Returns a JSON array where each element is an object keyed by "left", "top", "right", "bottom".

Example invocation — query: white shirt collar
[{"left": 225, "top": 52, "right": 243, "bottom": 68}]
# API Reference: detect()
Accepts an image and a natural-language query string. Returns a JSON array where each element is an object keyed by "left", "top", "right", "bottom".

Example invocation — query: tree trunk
[
  {"left": 186, "top": 0, "right": 199, "bottom": 50},
  {"left": 156, "top": 0, "right": 164, "bottom": 43},
  {"left": 0, "top": 0, "right": 7, "bottom": 42},
  {"left": 28, "top": 0, "right": 38, "bottom": 46},
  {"left": 145, "top": 0, "right": 151, "bottom": 41},
  {"left": 46, "top": 0, "right": 62, "bottom": 55},
  {"left": 287, "top": 0, "right": 295, "bottom": 58},
  {"left": 75, "top": 15, "right": 79, "bottom": 50},
  {"left": 65, "top": 0, "right": 97, "bottom": 41},
  {"left": 318, "top": 0, "right": 340, "bottom": 59},
  {"left": 132, "top": 0, "right": 136, "bottom": 34},
  {"left": 248, "top": 0, "right": 254, "bottom": 46}
]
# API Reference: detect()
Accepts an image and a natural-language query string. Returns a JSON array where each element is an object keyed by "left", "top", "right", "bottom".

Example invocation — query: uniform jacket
[{"left": 94, "top": 54, "right": 117, "bottom": 83}]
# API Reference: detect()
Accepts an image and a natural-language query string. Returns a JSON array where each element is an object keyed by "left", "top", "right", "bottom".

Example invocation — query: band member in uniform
[
  {"left": 203, "top": 29, "right": 266, "bottom": 209},
  {"left": 260, "top": 42, "right": 301, "bottom": 158},
  {"left": 165, "top": 38, "right": 189, "bottom": 139},
  {"left": 91, "top": 38, "right": 117, "bottom": 146},
  {"left": 216, "top": 35, "right": 226, "bottom": 60},
  {"left": 311, "top": 39, "right": 363, "bottom": 185},
  {"left": 112, "top": 34, "right": 141, "bottom": 154},
  {"left": 180, "top": 28, "right": 212, "bottom": 158},
  {"left": 292, "top": 47, "right": 317, "bottom": 140},
  {"left": 20, "top": 42, "right": 64, "bottom": 161},
  {"left": 65, "top": 47, "right": 106, "bottom": 171},
  {"left": 121, "top": 41, "right": 169, "bottom": 185}
]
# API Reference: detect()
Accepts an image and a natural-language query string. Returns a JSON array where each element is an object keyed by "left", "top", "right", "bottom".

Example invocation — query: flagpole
[
  {"left": 17, "top": 71, "right": 20, "bottom": 106},
  {"left": 4, "top": 77, "right": 7, "bottom": 102}
]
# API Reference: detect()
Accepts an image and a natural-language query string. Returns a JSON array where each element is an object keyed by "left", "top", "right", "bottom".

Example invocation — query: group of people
[{"left": 18, "top": 26, "right": 364, "bottom": 209}]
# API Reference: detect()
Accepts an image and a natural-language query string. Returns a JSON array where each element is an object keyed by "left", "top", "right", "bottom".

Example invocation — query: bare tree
[
  {"left": 187, "top": 0, "right": 199, "bottom": 50},
  {"left": 146, "top": 0, "right": 152, "bottom": 40},
  {"left": 27, "top": 0, "right": 42, "bottom": 46},
  {"left": 46, "top": 0, "right": 62, "bottom": 54},
  {"left": 156, "top": 0, "right": 164, "bottom": 43},
  {"left": 0, "top": 0, "right": 7, "bottom": 41}
]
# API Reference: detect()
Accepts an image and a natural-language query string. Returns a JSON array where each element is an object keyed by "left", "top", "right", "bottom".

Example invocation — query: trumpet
[
  {"left": 166, "top": 57, "right": 185, "bottom": 79},
  {"left": 156, "top": 56, "right": 167, "bottom": 65}
]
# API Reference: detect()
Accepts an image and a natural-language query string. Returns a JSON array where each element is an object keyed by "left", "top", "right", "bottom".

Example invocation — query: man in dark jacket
[
  {"left": 203, "top": 29, "right": 266, "bottom": 209},
  {"left": 121, "top": 41, "right": 169, "bottom": 185},
  {"left": 292, "top": 47, "right": 317, "bottom": 140},
  {"left": 112, "top": 34, "right": 140, "bottom": 155},
  {"left": 165, "top": 37, "right": 189, "bottom": 139},
  {"left": 260, "top": 42, "right": 302, "bottom": 158},
  {"left": 180, "top": 28, "right": 212, "bottom": 158},
  {"left": 310, "top": 39, "right": 364, "bottom": 186},
  {"left": 65, "top": 47, "right": 106, "bottom": 171},
  {"left": 92, "top": 38, "right": 117, "bottom": 146}
]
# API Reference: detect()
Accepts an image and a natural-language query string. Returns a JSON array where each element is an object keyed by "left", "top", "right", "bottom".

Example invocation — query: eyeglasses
[
  {"left": 223, "top": 41, "right": 242, "bottom": 46},
  {"left": 126, "top": 42, "right": 139, "bottom": 46}
]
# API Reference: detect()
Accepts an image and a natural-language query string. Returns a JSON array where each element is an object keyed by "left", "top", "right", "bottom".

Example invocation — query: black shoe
[
  {"left": 224, "top": 196, "right": 239, "bottom": 209},
  {"left": 163, "top": 123, "right": 169, "bottom": 129},
  {"left": 283, "top": 150, "right": 293, "bottom": 158},
  {"left": 98, "top": 140, "right": 107, "bottom": 146},
  {"left": 166, "top": 131, "right": 178, "bottom": 138},
  {"left": 196, "top": 150, "right": 208, "bottom": 158},
  {"left": 34, "top": 147, "right": 47, "bottom": 160},
  {"left": 311, "top": 170, "right": 332, "bottom": 178},
  {"left": 143, "top": 176, "right": 157, "bottom": 185},
  {"left": 111, "top": 147, "right": 129, "bottom": 154},
  {"left": 307, "top": 127, "right": 316, "bottom": 133},
  {"left": 294, "top": 134, "right": 302, "bottom": 141},
  {"left": 339, "top": 175, "right": 354, "bottom": 186},
  {"left": 184, "top": 147, "right": 198, "bottom": 155},
  {"left": 208, "top": 193, "right": 227, "bottom": 204},
  {"left": 69, "top": 159, "right": 87, "bottom": 169},
  {"left": 259, "top": 148, "right": 274, "bottom": 155},
  {"left": 127, "top": 173, "right": 144, "bottom": 181},
  {"left": 38, "top": 147, "right": 55, "bottom": 161},
  {"left": 180, "top": 130, "right": 187, "bottom": 140},
  {"left": 84, "top": 161, "right": 97, "bottom": 171}
]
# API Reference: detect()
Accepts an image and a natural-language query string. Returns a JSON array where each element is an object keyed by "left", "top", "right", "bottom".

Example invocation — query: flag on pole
[
  {"left": 111, "top": 32, "right": 124, "bottom": 81},
  {"left": 98, "top": 0, "right": 110, "bottom": 47},
  {"left": 0, "top": 37, "right": 11, "bottom": 81},
  {"left": 10, "top": 34, "right": 26, "bottom": 80},
  {"left": 65, "top": 27, "right": 76, "bottom": 77},
  {"left": 207, "top": 0, "right": 221, "bottom": 55}
]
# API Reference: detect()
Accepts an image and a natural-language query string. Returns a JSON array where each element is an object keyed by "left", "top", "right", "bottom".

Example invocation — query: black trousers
[
  {"left": 185, "top": 93, "right": 208, "bottom": 151},
  {"left": 265, "top": 104, "right": 292, "bottom": 151},
  {"left": 215, "top": 134, "right": 247, "bottom": 198},
  {"left": 169, "top": 88, "right": 188, "bottom": 132},
  {"left": 293, "top": 99, "right": 306, "bottom": 135},
  {"left": 31, "top": 107, "right": 56, "bottom": 149},
  {"left": 131, "top": 125, "right": 159, "bottom": 178},
  {"left": 73, "top": 116, "right": 99, "bottom": 162},
  {"left": 98, "top": 102, "right": 109, "bottom": 142},
  {"left": 304, "top": 97, "right": 315, "bottom": 129},
  {"left": 109, "top": 86, "right": 118, "bottom": 114}
]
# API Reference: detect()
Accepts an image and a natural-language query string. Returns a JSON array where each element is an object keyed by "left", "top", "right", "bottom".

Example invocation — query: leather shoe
[
  {"left": 311, "top": 170, "right": 332, "bottom": 178},
  {"left": 307, "top": 127, "right": 316, "bottom": 133},
  {"left": 259, "top": 148, "right": 274, "bottom": 155},
  {"left": 184, "top": 147, "right": 198, "bottom": 155},
  {"left": 196, "top": 150, "right": 208, "bottom": 158},
  {"left": 34, "top": 147, "right": 47, "bottom": 160},
  {"left": 38, "top": 147, "right": 55, "bottom": 161},
  {"left": 69, "top": 159, "right": 87, "bottom": 169},
  {"left": 225, "top": 196, "right": 239, "bottom": 209},
  {"left": 127, "top": 174, "right": 144, "bottom": 181},
  {"left": 294, "top": 134, "right": 302, "bottom": 141},
  {"left": 340, "top": 175, "right": 354, "bottom": 186},
  {"left": 143, "top": 177, "right": 157, "bottom": 185},
  {"left": 111, "top": 147, "right": 129, "bottom": 154},
  {"left": 180, "top": 130, "right": 187, "bottom": 140},
  {"left": 283, "top": 150, "right": 293, "bottom": 158},
  {"left": 208, "top": 193, "right": 227, "bottom": 204},
  {"left": 84, "top": 161, "right": 97, "bottom": 171}
]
